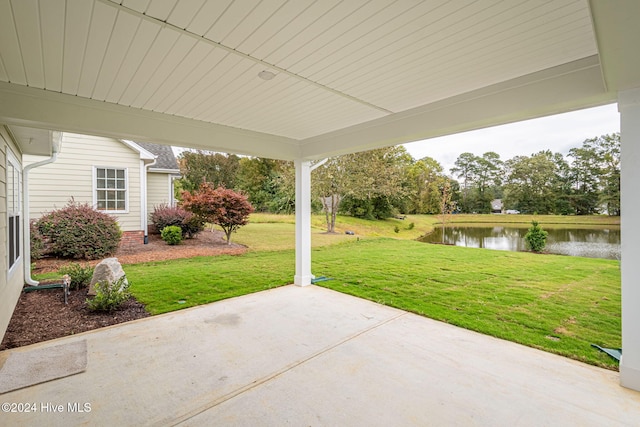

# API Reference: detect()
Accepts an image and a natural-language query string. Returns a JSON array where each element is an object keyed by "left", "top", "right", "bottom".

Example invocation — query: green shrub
[
  {"left": 407, "top": 222, "right": 415, "bottom": 230},
  {"left": 150, "top": 204, "right": 203, "bottom": 239},
  {"left": 394, "top": 225, "right": 400, "bottom": 234},
  {"left": 37, "top": 200, "right": 121, "bottom": 260},
  {"left": 161, "top": 225, "right": 183, "bottom": 245},
  {"left": 59, "top": 263, "right": 93, "bottom": 290},
  {"left": 86, "top": 277, "right": 130, "bottom": 312},
  {"left": 524, "top": 220, "right": 548, "bottom": 253},
  {"left": 30, "top": 220, "right": 45, "bottom": 260}
]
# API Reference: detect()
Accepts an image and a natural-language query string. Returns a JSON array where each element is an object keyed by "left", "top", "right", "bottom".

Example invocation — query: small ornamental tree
[
  {"left": 181, "top": 183, "right": 254, "bottom": 245},
  {"left": 524, "top": 220, "right": 548, "bottom": 253}
]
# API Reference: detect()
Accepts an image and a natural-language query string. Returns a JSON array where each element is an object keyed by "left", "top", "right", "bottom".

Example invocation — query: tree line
[
  {"left": 450, "top": 133, "right": 620, "bottom": 216},
  {"left": 175, "top": 133, "right": 620, "bottom": 230}
]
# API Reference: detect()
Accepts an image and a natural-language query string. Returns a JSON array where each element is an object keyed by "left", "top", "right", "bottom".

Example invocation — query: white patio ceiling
[{"left": 0, "top": 0, "right": 638, "bottom": 160}]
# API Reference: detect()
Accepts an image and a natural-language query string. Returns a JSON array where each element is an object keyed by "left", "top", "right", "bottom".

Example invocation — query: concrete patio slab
[{"left": 1, "top": 285, "right": 638, "bottom": 426}]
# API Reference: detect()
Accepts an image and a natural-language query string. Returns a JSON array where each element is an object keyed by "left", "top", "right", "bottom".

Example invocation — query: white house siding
[
  {"left": 0, "top": 127, "right": 25, "bottom": 339},
  {"left": 25, "top": 133, "right": 142, "bottom": 232},
  {"left": 147, "top": 172, "right": 173, "bottom": 217}
]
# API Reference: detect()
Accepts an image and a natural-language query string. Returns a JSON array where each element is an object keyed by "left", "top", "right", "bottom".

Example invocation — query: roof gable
[{"left": 136, "top": 141, "right": 179, "bottom": 171}]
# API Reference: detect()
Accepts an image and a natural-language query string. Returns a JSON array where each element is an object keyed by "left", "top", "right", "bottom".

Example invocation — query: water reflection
[{"left": 420, "top": 225, "right": 620, "bottom": 260}]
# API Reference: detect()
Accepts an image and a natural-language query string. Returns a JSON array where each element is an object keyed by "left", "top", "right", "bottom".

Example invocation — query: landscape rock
[{"left": 88, "top": 258, "right": 128, "bottom": 296}]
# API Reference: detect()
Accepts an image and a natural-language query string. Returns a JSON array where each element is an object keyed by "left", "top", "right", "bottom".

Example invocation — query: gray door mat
[{"left": 0, "top": 340, "right": 87, "bottom": 394}]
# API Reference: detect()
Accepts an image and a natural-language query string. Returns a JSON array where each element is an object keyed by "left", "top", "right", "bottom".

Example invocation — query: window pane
[
  {"left": 8, "top": 216, "right": 20, "bottom": 267},
  {"left": 96, "top": 168, "right": 126, "bottom": 211},
  {"left": 7, "top": 155, "right": 22, "bottom": 268},
  {"left": 15, "top": 216, "right": 20, "bottom": 259},
  {"left": 7, "top": 163, "right": 14, "bottom": 212},
  {"left": 14, "top": 168, "right": 20, "bottom": 208},
  {"left": 9, "top": 216, "right": 15, "bottom": 266}
]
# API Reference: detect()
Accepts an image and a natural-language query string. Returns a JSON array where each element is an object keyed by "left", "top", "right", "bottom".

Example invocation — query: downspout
[
  {"left": 23, "top": 131, "right": 62, "bottom": 285},
  {"left": 141, "top": 157, "right": 157, "bottom": 244}
]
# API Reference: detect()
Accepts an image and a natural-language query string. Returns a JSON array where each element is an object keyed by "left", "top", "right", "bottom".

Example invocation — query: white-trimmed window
[
  {"left": 7, "top": 151, "right": 21, "bottom": 272},
  {"left": 94, "top": 167, "right": 128, "bottom": 212}
]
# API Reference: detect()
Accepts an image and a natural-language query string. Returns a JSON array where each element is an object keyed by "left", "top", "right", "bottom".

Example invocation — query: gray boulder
[{"left": 88, "top": 258, "right": 128, "bottom": 296}]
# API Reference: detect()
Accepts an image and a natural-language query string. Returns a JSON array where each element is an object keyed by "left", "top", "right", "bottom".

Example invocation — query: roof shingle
[{"left": 137, "top": 142, "right": 179, "bottom": 171}]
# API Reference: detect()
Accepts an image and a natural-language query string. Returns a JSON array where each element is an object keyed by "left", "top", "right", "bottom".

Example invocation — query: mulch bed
[
  {"left": 32, "top": 229, "right": 246, "bottom": 274},
  {"left": 1, "top": 230, "right": 246, "bottom": 351},
  {"left": 0, "top": 287, "right": 149, "bottom": 351}
]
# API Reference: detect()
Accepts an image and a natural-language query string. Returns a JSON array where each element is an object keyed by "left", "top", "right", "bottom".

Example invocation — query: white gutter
[
  {"left": 23, "top": 131, "right": 62, "bottom": 285},
  {"left": 141, "top": 157, "right": 157, "bottom": 244}
]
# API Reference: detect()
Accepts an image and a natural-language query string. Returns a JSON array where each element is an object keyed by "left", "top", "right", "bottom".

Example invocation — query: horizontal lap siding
[
  {"left": 147, "top": 172, "right": 172, "bottom": 216},
  {"left": 0, "top": 127, "right": 25, "bottom": 339},
  {"left": 26, "top": 133, "right": 142, "bottom": 231}
]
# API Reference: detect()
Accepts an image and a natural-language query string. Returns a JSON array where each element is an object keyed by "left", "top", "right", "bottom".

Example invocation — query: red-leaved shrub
[
  {"left": 149, "top": 204, "right": 203, "bottom": 239},
  {"left": 37, "top": 200, "right": 121, "bottom": 260},
  {"left": 29, "top": 219, "right": 45, "bottom": 260}
]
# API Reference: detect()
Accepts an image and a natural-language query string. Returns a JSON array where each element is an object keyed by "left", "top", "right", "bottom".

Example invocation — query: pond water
[{"left": 419, "top": 224, "right": 620, "bottom": 260}]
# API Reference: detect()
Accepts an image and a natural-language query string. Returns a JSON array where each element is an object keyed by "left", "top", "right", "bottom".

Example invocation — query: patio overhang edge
[
  {"left": 299, "top": 55, "right": 614, "bottom": 160},
  {"left": 0, "top": 81, "right": 300, "bottom": 161}
]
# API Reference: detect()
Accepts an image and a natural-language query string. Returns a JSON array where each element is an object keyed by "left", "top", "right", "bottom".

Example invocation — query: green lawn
[
  {"left": 125, "top": 250, "right": 294, "bottom": 314},
  {"left": 240, "top": 213, "right": 619, "bottom": 250},
  {"left": 234, "top": 213, "right": 438, "bottom": 250},
  {"left": 312, "top": 238, "right": 620, "bottom": 370},
  {"left": 232, "top": 222, "right": 357, "bottom": 251},
  {"left": 121, "top": 235, "right": 620, "bottom": 370},
  {"left": 37, "top": 213, "right": 621, "bottom": 370}
]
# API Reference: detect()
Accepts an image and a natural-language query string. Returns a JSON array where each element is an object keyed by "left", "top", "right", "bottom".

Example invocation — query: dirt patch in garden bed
[{"left": 1, "top": 230, "right": 247, "bottom": 350}]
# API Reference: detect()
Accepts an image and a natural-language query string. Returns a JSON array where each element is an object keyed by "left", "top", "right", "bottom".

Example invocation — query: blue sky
[{"left": 403, "top": 103, "right": 620, "bottom": 174}]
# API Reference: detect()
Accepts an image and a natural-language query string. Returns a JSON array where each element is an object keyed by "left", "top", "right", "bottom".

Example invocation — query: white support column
[
  {"left": 619, "top": 87, "right": 640, "bottom": 391},
  {"left": 294, "top": 159, "right": 312, "bottom": 286}
]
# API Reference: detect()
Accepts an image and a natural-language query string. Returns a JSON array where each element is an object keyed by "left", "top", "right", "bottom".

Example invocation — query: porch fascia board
[
  {"left": 0, "top": 81, "right": 300, "bottom": 161},
  {"left": 299, "top": 56, "right": 614, "bottom": 160}
]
